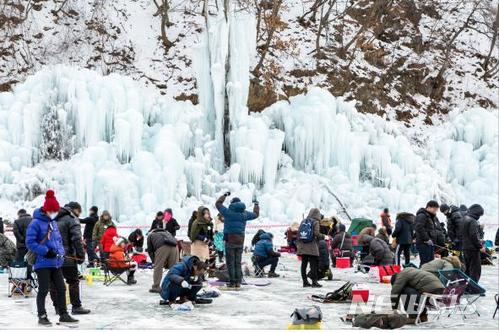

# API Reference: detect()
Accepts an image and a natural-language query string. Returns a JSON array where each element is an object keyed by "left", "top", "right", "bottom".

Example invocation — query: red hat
[{"left": 43, "top": 189, "right": 60, "bottom": 213}]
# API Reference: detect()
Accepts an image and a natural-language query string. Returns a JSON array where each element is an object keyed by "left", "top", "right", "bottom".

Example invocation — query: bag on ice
[{"left": 290, "top": 305, "right": 322, "bottom": 325}]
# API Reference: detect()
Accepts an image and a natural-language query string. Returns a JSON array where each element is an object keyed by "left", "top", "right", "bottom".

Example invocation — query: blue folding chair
[{"left": 438, "top": 269, "right": 486, "bottom": 318}]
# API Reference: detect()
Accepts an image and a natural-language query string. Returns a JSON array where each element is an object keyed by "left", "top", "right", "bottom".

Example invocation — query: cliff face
[{"left": 1, "top": 0, "right": 498, "bottom": 124}]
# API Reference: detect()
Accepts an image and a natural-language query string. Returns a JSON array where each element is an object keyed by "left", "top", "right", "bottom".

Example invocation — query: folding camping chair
[
  {"left": 101, "top": 260, "right": 129, "bottom": 286},
  {"left": 416, "top": 278, "right": 468, "bottom": 325},
  {"left": 438, "top": 269, "right": 486, "bottom": 318},
  {"left": 251, "top": 255, "right": 266, "bottom": 277},
  {"left": 7, "top": 261, "right": 37, "bottom": 297}
]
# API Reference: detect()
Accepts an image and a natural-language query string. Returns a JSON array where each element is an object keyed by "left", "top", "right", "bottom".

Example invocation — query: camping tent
[{"left": 347, "top": 218, "right": 373, "bottom": 235}]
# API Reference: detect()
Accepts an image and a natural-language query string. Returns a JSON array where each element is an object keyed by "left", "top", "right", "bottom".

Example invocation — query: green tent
[{"left": 347, "top": 218, "right": 373, "bottom": 235}]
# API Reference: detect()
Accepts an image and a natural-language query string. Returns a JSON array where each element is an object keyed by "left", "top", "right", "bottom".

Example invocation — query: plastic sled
[{"left": 287, "top": 322, "right": 322, "bottom": 330}]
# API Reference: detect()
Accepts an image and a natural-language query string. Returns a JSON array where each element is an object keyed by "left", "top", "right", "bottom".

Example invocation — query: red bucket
[
  {"left": 336, "top": 257, "right": 350, "bottom": 269},
  {"left": 352, "top": 289, "right": 369, "bottom": 302}
]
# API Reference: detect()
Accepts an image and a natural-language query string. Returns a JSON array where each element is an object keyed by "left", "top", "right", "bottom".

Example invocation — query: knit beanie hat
[
  {"left": 440, "top": 204, "right": 450, "bottom": 213},
  {"left": 43, "top": 190, "right": 60, "bottom": 213},
  {"left": 114, "top": 237, "right": 126, "bottom": 246},
  {"left": 67, "top": 202, "right": 82, "bottom": 211},
  {"left": 90, "top": 206, "right": 98, "bottom": 214}
]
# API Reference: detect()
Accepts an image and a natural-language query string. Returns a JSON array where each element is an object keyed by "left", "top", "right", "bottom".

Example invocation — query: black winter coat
[
  {"left": 462, "top": 205, "right": 484, "bottom": 251},
  {"left": 147, "top": 229, "right": 177, "bottom": 261},
  {"left": 13, "top": 213, "right": 32, "bottom": 249},
  {"left": 414, "top": 208, "right": 438, "bottom": 244},
  {"left": 128, "top": 229, "right": 144, "bottom": 249},
  {"left": 80, "top": 213, "right": 98, "bottom": 240},
  {"left": 150, "top": 218, "right": 180, "bottom": 237},
  {"left": 446, "top": 206, "right": 463, "bottom": 242},
  {"left": 55, "top": 207, "right": 85, "bottom": 266},
  {"left": 392, "top": 213, "right": 414, "bottom": 245},
  {"left": 318, "top": 239, "right": 330, "bottom": 268}
]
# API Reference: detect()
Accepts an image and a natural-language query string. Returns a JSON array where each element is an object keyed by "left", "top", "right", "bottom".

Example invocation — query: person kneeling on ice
[
  {"left": 390, "top": 267, "right": 444, "bottom": 323},
  {"left": 108, "top": 237, "right": 137, "bottom": 285},
  {"left": 253, "top": 233, "right": 280, "bottom": 277},
  {"left": 160, "top": 256, "right": 209, "bottom": 306}
]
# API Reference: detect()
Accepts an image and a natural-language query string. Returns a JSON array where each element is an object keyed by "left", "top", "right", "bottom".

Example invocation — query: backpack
[
  {"left": 298, "top": 218, "right": 315, "bottom": 243},
  {"left": 290, "top": 306, "right": 322, "bottom": 325}
]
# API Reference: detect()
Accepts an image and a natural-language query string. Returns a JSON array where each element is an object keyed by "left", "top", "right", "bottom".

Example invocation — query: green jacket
[
  {"left": 391, "top": 267, "right": 444, "bottom": 309},
  {"left": 190, "top": 206, "right": 214, "bottom": 242},
  {"left": 92, "top": 219, "right": 115, "bottom": 244}
]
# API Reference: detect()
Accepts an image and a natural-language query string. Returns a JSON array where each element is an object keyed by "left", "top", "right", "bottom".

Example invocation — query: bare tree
[
  {"left": 482, "top": 2, "right": 499, "bottom": 76},
  {"left": 153, "top": 0, "right": 174, "bottom": 51},
  {"left": 252, "top": 0, "right": 283, "bottom": 77},
  {"left": 315, "top": 0, "right": 335, "bottom": 59}
]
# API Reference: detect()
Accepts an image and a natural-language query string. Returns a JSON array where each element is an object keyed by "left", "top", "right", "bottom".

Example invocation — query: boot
[
  {"left": 303, "top": 281, "right": 312, "bottom": 288},
  {"left": 72, "top": 306, "right": 91, "bottom": 315},
  {"left": 311, "top": 281, "right": 322, "bottom": 288},
  {"left": 149, "top": 287, "right": 161, "bottom": 293},
  {"left": 268, "top": 271, "right": 280, "bottom": 278},
  {"left": 38, "top": 314, "right": 52, "bottom": 326},
  {"left": 59, "top": 313, "right": 79, "bottom": 323},
  {"left": 235, "top": 282, "right": 241, "bottom": 289},
  {"left": 127, "top": 275, "right": 137, "bottom": 285}
]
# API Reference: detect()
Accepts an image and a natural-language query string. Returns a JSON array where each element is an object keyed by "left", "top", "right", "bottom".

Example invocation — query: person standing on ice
[
  {"left": 461, "top": 204, "right": 486, "bottom": 282},
  {"left": 214, "top": 213, "right": 225, "bottom": 263},
  {"left": 380, "top": 208, "right": 392, "bottom": 236},
  {"left": 50, "top": 202, "right": 90, "bottom": 315},
  {"left": 25, "top": 190, "right": 78, "bottom": 326},
  {"left": 92, "top": 210, "right": 115, "bottom": 260},
  {"left": 391, "top": 212, "right": 414, "bottom": 266},
  {"left": 297, "top": 208, "right": 324, "bottom": 288},
  {"left": 189, "top": 206, "right": 214, "bottom": 262},
  {"left": 13, "top": 209, "right": 32, "bottom": 263},
  {"left": 162, "top": 208, "right": 180, "bottom": 237},
  {"left": 414, "top": 201, "right": 439, "bottom": 267},
  {"left": 215, "top": 192, "right": 259, "bottom": 289},
  {"left": 79, "top": 206, "right": 99, "bottom": 267},
  {"left": 148, "top": 211, "right": 164, "bottom": 233}
]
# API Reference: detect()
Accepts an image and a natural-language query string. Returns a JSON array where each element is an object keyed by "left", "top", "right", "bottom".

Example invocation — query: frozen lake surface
[{"left": 0, "top": 252, "right": 498, "bottom": 329}]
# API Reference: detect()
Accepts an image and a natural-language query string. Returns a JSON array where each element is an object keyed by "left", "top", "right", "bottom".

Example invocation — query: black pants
[
  {"left": 396, "top": 244, "right": 411, "bottom": 266},
  {"left": 257, "top": 256, "right": 279, "bottom": 272},
  {"left": 416, "top": 244, "right": 434, "bottom": 267},
  {"left": 36, "top": 268, "right": 67, "bottom": 317},
  {"left": 301, "top": 255, "right": 318, "bottom": 283},
  {"left": 463, "top": 249, "right": 481, "bottom": 282},
  {"left": 50, "top": 265, "right": 81, "bottom": 309}
]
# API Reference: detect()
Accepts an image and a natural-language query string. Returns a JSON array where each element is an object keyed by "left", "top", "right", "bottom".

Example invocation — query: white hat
[{"left": 114, "top": 237, "right": 126, "bottom": 246}]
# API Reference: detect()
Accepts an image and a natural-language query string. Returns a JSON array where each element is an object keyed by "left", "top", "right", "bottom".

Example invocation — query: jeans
[
  {"left": 161, "top": 282, "right": 202, "bottom": 302},
  {"left": 50, "top": 265, "right": 81, "bottom": 309},
  {"left": 85, "top": 239, "right": 98, "bottom": 263},
  {"left": 225, "top": 243, "right": 243, "bottom": 285},
  {"left": 36, "top": 268, "right": 67, "bottom": 317},
  {"left": 395, "top": 244, "right": 411, "bottom": 266},
  {"left": 301, "top": 255, "right": 319, "bottom": 283},
  {"left": 256, "top": 256, "right": 279, "bottom": 272},
  {"left": 416, "top": 243, "right": 434, "bottom": 267},
  {"left": 463, "top": 249, "right": 481, "bottom": 282}
]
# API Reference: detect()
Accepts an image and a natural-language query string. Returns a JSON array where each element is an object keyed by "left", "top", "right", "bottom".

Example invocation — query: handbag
[{"left": 26, "top": 224, "right": 52, "bottom": 265}]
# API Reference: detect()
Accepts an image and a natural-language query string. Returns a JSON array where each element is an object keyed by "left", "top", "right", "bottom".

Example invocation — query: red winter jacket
[{"left": 101, "top": 226, "right": 118, "bottom": 253}]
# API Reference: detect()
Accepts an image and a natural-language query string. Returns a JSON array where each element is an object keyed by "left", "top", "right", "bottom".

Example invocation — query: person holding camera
[
  {"left": 50, "top": 202, "right": 90, "bottom": 315},
  {"left": 215, "top": 192, "right": 259, "bottom": 289}
]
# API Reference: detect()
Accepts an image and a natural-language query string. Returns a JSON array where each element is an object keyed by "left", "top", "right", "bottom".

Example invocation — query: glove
[
  {"left": 224, "top": 191, "right": 231, "bottom": 197},
  {"left": 45, "top": 249, "right": 57, "bottom": 258},
  {"left": 426, "top": 240, "right": 434, "bottom": 246},
  {"left": 181, "top": 280, "right": 191, "bottom": 289}
]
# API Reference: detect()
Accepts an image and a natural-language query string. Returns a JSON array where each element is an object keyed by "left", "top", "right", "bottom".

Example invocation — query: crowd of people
[{"left": 0, "top": 188, "right": 497, "bottom": 327}]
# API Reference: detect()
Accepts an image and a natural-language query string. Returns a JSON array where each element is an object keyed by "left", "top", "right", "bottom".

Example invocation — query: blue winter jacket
[
  {"left": 160, "top": 256, "right": 197, "bottom": 300},
  {"left": 25, "top": 208, "right": 65, "bottom": 270},
  {"left": 217, "top": 201, "right": 258, "bottom": 235},
  {"left": 254, "top": 233, "right": 274, "bottom": 258}
]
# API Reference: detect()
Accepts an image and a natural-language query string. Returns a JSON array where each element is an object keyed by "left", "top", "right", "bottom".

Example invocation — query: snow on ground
[{"left": 0, "top": 253, "right": 498, "bottom": 330}]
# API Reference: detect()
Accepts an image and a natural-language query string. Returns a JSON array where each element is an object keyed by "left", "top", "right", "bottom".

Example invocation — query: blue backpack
[{"left": 298, "top": 218, "right": 315, "bottom": 243}]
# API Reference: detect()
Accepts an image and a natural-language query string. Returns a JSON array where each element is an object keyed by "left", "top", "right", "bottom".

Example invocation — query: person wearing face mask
[
  {"left": 162, "top": 208, "right": 180, "bottom": 237},
  {"left": 49, "top": 202, "right": 90, "bottom": 315},
  {"left": 26, "top": 190, "right": 78, "bottom": 326}
]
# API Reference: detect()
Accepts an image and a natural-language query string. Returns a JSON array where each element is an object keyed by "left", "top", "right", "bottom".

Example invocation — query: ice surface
[
  {"left": 0, "top": 66, "right": 497, "bottom": 230},
  {"left": 0, "top": 252, "right": 497, "bottom": 329}
]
